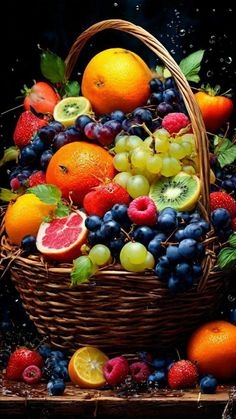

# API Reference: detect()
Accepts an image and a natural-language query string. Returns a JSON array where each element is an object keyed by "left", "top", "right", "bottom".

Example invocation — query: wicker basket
[{"left": 0, "top": 19, "right": 227, "bottom": 354}]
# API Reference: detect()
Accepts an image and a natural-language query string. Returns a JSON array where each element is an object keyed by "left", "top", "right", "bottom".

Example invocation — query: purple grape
[
  {"left": 40, "top": 148, "right": 54, "bottom": 171},
  {"left": 149, "top": 78, "right": 163, "bottom": 92},
  {"left": 84, "top": 122, "right": 99, "bottom": 140},
  {"left": 156, "top": 102, "right": 174, "bottom": 117},
  {"left": 75, "top": 115, "right": 94, "bottom": 133},
  {"left": 19, "top": 145, "right": 37, "bottom": 167},
  {"left": 110, "top": 110, "right": 126, "bottom": 122}
]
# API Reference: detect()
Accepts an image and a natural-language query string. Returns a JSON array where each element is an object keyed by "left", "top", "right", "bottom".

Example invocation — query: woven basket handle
[{"left": 65, "top": 19, "right": 210, "bottom": 212}]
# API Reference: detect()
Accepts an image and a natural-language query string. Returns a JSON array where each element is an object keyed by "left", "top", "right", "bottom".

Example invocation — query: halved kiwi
[
  {"left": 53, "top": 96, "right": 92, "bottom": 127},
  {"left": 149, "top": 172, "right": 201, "bottom": 211}
]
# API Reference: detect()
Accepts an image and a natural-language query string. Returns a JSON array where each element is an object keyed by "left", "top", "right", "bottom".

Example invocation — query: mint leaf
[
  {"left": 71, "top": 256, "right": 97, "bottom": 286},
  {"left": 27, "top": 184, "right": 61, "bottom": 205},
  {"left": 214, "top": 136, "right": 236, "bottom": 168},
  {"left": 0, "top": 146, "right": 19, "bottom": 167},
  {"left": 40, "top": 50, "right": 65, "bottom": 83},
  {"left": 63, "top": 80, "right": 80, "bottom": 97},
  {"left": 54, "top": 202, "right": 70, "bottom": 218},
  {"left": 217, "top": 247, "right": 236, "bottom": 271},
  {"left": 229, "top": 234, "right": 236, "bottom": 249},
  {"left": 179, "top": 50, "right": 205, "bottom": 83}
]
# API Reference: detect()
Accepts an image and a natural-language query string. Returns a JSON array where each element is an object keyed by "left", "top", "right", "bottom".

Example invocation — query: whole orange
[
  {"left": 81, "top": 48, "right": 152, "bottom": 115},
  {"left": 46, "top": 142, "right": 116, "bottom": 205},
  {"left": 187, "top": 320, "right": 236, "bottom": 381},
  {"left": 5, "top": 193, "right": 56, "bottom": 245}
]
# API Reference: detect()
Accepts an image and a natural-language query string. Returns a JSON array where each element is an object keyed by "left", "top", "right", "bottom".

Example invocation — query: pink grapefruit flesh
[{"left": 36, "top": 210, "right": 88, "bottom": 262}]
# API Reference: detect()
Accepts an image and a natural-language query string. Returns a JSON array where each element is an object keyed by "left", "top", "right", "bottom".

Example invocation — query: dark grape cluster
[
  {"left": 148, "top": 77, "right": 186, "bottom": 118},
  {"left": 210, "top": 156, "right": 236, "bottom": 198}
]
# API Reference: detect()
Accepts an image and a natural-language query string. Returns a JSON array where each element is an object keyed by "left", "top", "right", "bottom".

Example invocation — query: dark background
[{"left": 0, "top": 0, "right": 236, "bottom": 353}]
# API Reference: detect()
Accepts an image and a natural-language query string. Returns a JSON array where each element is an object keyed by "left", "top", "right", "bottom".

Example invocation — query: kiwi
[
  {"left": 53, "top": 97, "right": 92, "bottom": 127},
  {"left": 149, "top": 172, "right": 201, "bottom": 211}
]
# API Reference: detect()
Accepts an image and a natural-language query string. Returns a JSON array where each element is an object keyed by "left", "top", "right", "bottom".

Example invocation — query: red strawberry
[
  {"left": 83, "top": 182, "right": 131, "bottom": 217},
  {"left": 6, "top": 347, "right": 43, "bottom": 381},
  {"left": 129, "top": 361, "right": 152, "bottom": 383},
  {"left": 22, "top": 365, "right": 42, "bottom": 384},
  {"left": 168, "top": 360, "right": 198, "bottom": 390},
  {"left": 28, "top": 171, "right": 46, "bottom": 187},
  {"left": 13, "top": 111, "right": 47, "bottom": 149},
  {"left": 128, "top": 196, "right": 157, "bottom": 226},
  {"left": 210, "top": 191, "right": 236, "bottom": 218},
  {"left": 231, "top": 218, "right": 236, "bottom": 231},
  {"left": 103, "top": 356, "right": 129, "bottom": 386},
  {"left": 23, "top": 81, "right": 60, "bottom": 114}
]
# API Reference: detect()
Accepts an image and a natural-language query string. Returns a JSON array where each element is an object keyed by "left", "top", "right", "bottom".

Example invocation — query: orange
[
  {"left": 5, "top": 194, "right": 56, "bottom": 245},
  {"left": 81, "top": 48, "right": 152, "bottom": 115},
  {"left": 187, "top": 320, "right": 236, "bottom": 381},
  {"left": 68, "top": 346, "right": 109, "bottom": 388},
  {"left": 46, "top": 142, "right": 116, "bottom": 205}
]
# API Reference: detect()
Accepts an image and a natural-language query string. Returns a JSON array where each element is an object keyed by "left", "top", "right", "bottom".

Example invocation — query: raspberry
[
  {"left": 231, "top": 218, "right": 236, "bottom": 231},
  {"left": 10, "top": 177, "right": 21, "bottom": 191},
  {"left": 210, "top": 191, "right": 236, "bottom": 218},
  {"left": 22, "top": 365, "right": 42, "bottom": 384},
  {"left": 103, "top": 356, "right": 129, "bottom": 386},
  {"left": 168, "top": 360, "right": 198, "bottom": 389},
  {"left": 28, "top": 170, "right": 46, "bottom": 187},
  {"left": 128, "top": 196, "right": 157, "bottom": 226},
  {"left": 162, "top": 112, "right": 190, "bottom": 134},
  {"left": 129, "top": 361, "right": 152, "bottom": 383}
]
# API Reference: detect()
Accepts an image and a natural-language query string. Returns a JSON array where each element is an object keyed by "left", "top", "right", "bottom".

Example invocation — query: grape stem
[{"left": 120, "top": 228, "right": 133, "bottom": 242}]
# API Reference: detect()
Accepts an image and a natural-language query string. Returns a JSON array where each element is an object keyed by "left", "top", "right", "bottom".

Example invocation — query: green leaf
[
  {"left": 54, "top": 202, "right": 70, "bottom": 218},
  {"left": 229, "top": 234, "right": 236, "bottom": 249},
  {"left": 163, "top": 68, "right": 172, "bottom": 78},
  {"left": 63, "top": 80, "right": 80, "bottom": 97},
  {"left": 214, "top": 136, "right": 236, "bottom": 168},
  {"left": 217, "top": 247, "right": 236, "bottom": 271},
  {"left": 40, "top": 50, "right": 65, "bottom": 83},
  {"left": 27, "top": 184, "right": 61, "bottom": 205},
  {"left": 0, "top": 188, "right": 18, "bottom": 202},
  {"left": 71, "top": 256, "right": 97, "bottom": 286},
  {"left": 179, "top": 50, "right": 205, "bottom": 83},
  {"left": 0, "top": 147, "right": 19, "bottom": 167}
]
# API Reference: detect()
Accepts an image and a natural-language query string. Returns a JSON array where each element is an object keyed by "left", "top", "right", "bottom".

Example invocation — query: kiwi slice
[
  {"left": 149, "top": 172, "right": 201, "bottom": 211},
  {"left": 53, "top": 96, "right": 92, "bottom": 127}
]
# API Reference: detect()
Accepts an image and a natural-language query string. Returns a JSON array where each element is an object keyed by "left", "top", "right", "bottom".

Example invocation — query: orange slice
[{"left": 68, "top": 346, "right": 109, "bottom": 388}]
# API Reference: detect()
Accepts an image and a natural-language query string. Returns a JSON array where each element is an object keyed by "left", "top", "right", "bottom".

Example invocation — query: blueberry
[
  {"left": 192, "top": 263, "right": 203, "bottom": 277},
  {"left": 200, "top": 375, "right": 218, "bottom": 394},
  {"left": 166, "top": 245, "right": 181, "bottom": 263},
  {"left": 52, "top": 365, "right": 69, "bottom": 381},
  {"left": 178, "top": 239, "right": 198, "bottom": 259},
  {"left": 38, "top": 345, "right": 52, "bottom": 358},
  {"left": 52, "top": 132, "right": 70, "bottom": 150},
  {"left": 109, "top": 238, "right": 124, "bottom": 257},
  {"left": 189, "top": 212, "right": 201, "bottom": 223},
  {"left": 229, "top": 308, "right": 236, "bottom": 325},
  {"left": 196, "top": 242, "right": 205, "bottom": 259},
  {"left": 151, "top": 358, "right": 166, "bottom": 369},
  {"left": 50, "top": 351, "right": 64, "bottom": 360},
  {"left": 164, "top": 77, "right": 176, "bottom": 90},
  {"left": 221, "top": 180, "right": 234, "bottom": 192},
  {"left": 31, "top": 136, "right": 47, "bottom": 155},
  {"left": 49, "top": 121, "right": 64, "bottom": 133},
  {"left": 198, "top": 220, "right": 210, "bottom": 233},
  {"left": 110, "top": 110, "right": 126, "bottom": 123},
  {"left": 175, "top": 262, "right": 192, "bottom": 278},
  {"left": 21, "top": 235, "right": 37, "bottom": 255},
  {"left": 159, "top": 207, "right": 177, "bottom": 217},
  {"left": 158, "top": 213, "right": 178, "bottom": 232},
  {"left": 175, "top": 229, "right": 186, "bottom": 241},
  {"left": 155, "top": 256, "right": 171, "bottom": 279},
  {"left": 111, "top": 204, "right": 129, "bottom": 223},
  {"left": 85, "top": 215, "right": 102, "bottom": 231},
  {"left": 38, "top": 125, "right": 57, "bottom": 143},
  {"left": 183, "top": 223, "right": 203, "bottom": 240},
  {"left": 47, "top": 378, "right": 65, "bottom": 396},
  {"left": 19, "top": 145, "right": 37, "bottom": 167},
  {"left": 100, "top": 220, "right": 121, "bottom": 239},
  {"left": 167, "top": 274, "right": 181, "bottom": 293},
  {"left": 149, "top": 92, "right": 163, "bottom": 105},
  {"left": 40, "top": 148, "right": 54, "bottom": 170},
  {"left": 177, "top": 211, "right": 190, "bottom": 223},
  {"left": 103, "top": 211, "right": 114, "bottom": 222},
  {"left": 132, "top": 226, "right": 155, "bottom": 246},
  {"left": 149, "top": 78, "right": 163, "bottom": 92},
  {"left": 211, "top": 208, "right": 231, "bottom": 229},
  {"left": 148, "top": 370, "right": 166, "bottom": 386},
  {"left": 148, "top": 238, "right": 164, "bottom": 259}
]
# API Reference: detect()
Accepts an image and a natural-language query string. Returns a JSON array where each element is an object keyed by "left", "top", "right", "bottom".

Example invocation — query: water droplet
[
  {"left": 15, "top": 58, "right": 19, "bottom": 62},
  {"left": 212, "top": 8, "right": 216, "bottom": 12},
  {"left": 196, "top": 8, "right": 200, "bottom": 12},
  {"left": 166, "top": 34, "right": 170, "bottom": 38},
  {"left": 207, "top": 70, "right": 214, "bottom": 77},
  {"left": 135, "top": 4, "right": 140, "bottom": 11},
  {"left": 182, "top": 50, "right": 186, "bottom": 54},
  {"left": 170, "top": 50, "right": 176, "bottom": 55},
  {"left": 179, "top": 29, "right": 186, "bottom": 36},
  {"left": 189, "top": 44, "right": 194, "bottom": 48},
  {"left": 209, "top": 35, "right": 216, "bottom": 44},
  {"left": 113, "top": 2, "right": 118, "bottom": 6},
  {"left": 228, "top": 295, "right": 236, "bottom": 302},
  {"left": 11, "top": 68, "right": 14, "bottom": 72},
  {"left": 89, "top": 43, "right": 93, "bottom": 47},
  {"left": 77, "top": 72, "right": 81, "bottom": 76},
  {"left": 228, "top": 8, "right": 232, "bottom": 12},
  {"left": 220, "top": 58, "right": 224, "bottom": 63},
  {"left": 226, "top": 57, "right": 232, "bottom": 64}
]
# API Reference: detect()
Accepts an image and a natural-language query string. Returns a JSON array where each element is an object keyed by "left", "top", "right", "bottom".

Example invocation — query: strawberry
[
  {"left": 195, "top": 87, "right": 234, "bottom": 133},
  {"left": 83, "top": 182, "right": 131, "bottom": 217},
  {"left": 13, "top": 111, "right": 47, "bottom": 149},
  {"left": 6, "top": 347, "right": 43, "bottom": 381},
  {"left": 168, "top": 360, "right": 198, "bottom": 389},
  {"left": 28, "top": 170, "right": 46, "bottom": 187},
  {"left": 210, "top": 191, "right": 236, "bottom": 218},
  {"left": 23, "top": 81, "right": 60, "bottom": 114}
]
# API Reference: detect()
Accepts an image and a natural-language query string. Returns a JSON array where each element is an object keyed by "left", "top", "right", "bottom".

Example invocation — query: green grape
[
  {"left": 182, "top": 165, "right": 196, "bottom": 175},
  {"left": 181, "top": 141, "right": 192, "bottom": 156},
  {"left": 155, "top": 137, "right": 170, "bottom": 153},
  {"left": 113, "top": 171, "right": 132, "bottom": 188},
  {"left": 113, "top": 152, "right": 131, "bottom": 172},
  {"left": 153, "top": 128, "right": 170, "bottom": 141},
  {"left": 144, "top": 251, "right": 155, "bottom": 269},
  {"left": 127, "top": 175, "right": 150, "bottom": 198},
  {"left": 126, "top": 135, "right": 143, "bottom": 151},
  {"left": 89, "top": 244, "right": 111, "bottom": 266},
  {"left": 160, "top": 157, "right": 181, "bottom": 177},
  {"left": 114, "top": 135, "right": 129, "bottom": 153},
  {"left": 182, "top": 133, "right": 195, "bottom": 145},
  {"left": 123, "top": 241, "right": 147, "bottom": 264},
  {"left": 120, "top": 253, "right": 147, "bottom": 272},
  {"left": 146, "top": 154, "right": 162, "bottom": 174},
  {"left": 169, "top": 143, "right": 186, "bottom": 160},
  {"left": 131, "top": 148, "right": 149, "bottom": 170}
]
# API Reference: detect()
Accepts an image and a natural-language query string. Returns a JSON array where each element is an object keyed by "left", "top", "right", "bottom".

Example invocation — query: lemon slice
[
  {"left": 53, "top": 96, "right": 92, "bottom": 127},
  {"left": 68, "top": 346, "right": 109, "bottom": 388}
]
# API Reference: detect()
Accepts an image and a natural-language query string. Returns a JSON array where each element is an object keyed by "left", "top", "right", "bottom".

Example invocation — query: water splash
[
  {"left": 209, "top": 35, "right": 216, "bottom": 44},
  {"left": 179, "top": 29, "right": 186, "bottom": 37},
  {"left": 135, "top": 4, "right": 140, "bottom": 11},
  {"left": 228, "top": 295, "right": 236, "bottom": 303},
  {"left": 226, "top": 57, "right": 232, "bottom": 64},
  {"left": 113, "top": 2, "right": 119, "bottom": 7},
  {"left": 206, "top": 70, "right": 214, "bottom": 77}
]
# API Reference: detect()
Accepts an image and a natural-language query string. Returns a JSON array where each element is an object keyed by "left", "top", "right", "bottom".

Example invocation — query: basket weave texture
[{"left": 0, "top": 19, "right": 227, "bottom": 354}]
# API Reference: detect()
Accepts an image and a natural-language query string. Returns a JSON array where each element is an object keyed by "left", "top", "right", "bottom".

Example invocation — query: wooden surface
[{"left": 0, "top": 379, "right": 236, "bottom": 419}]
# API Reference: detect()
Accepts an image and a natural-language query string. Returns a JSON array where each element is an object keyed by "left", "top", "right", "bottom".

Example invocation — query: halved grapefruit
[{"left": 36, "top": 210, "right": 88, "bottom": 262}]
